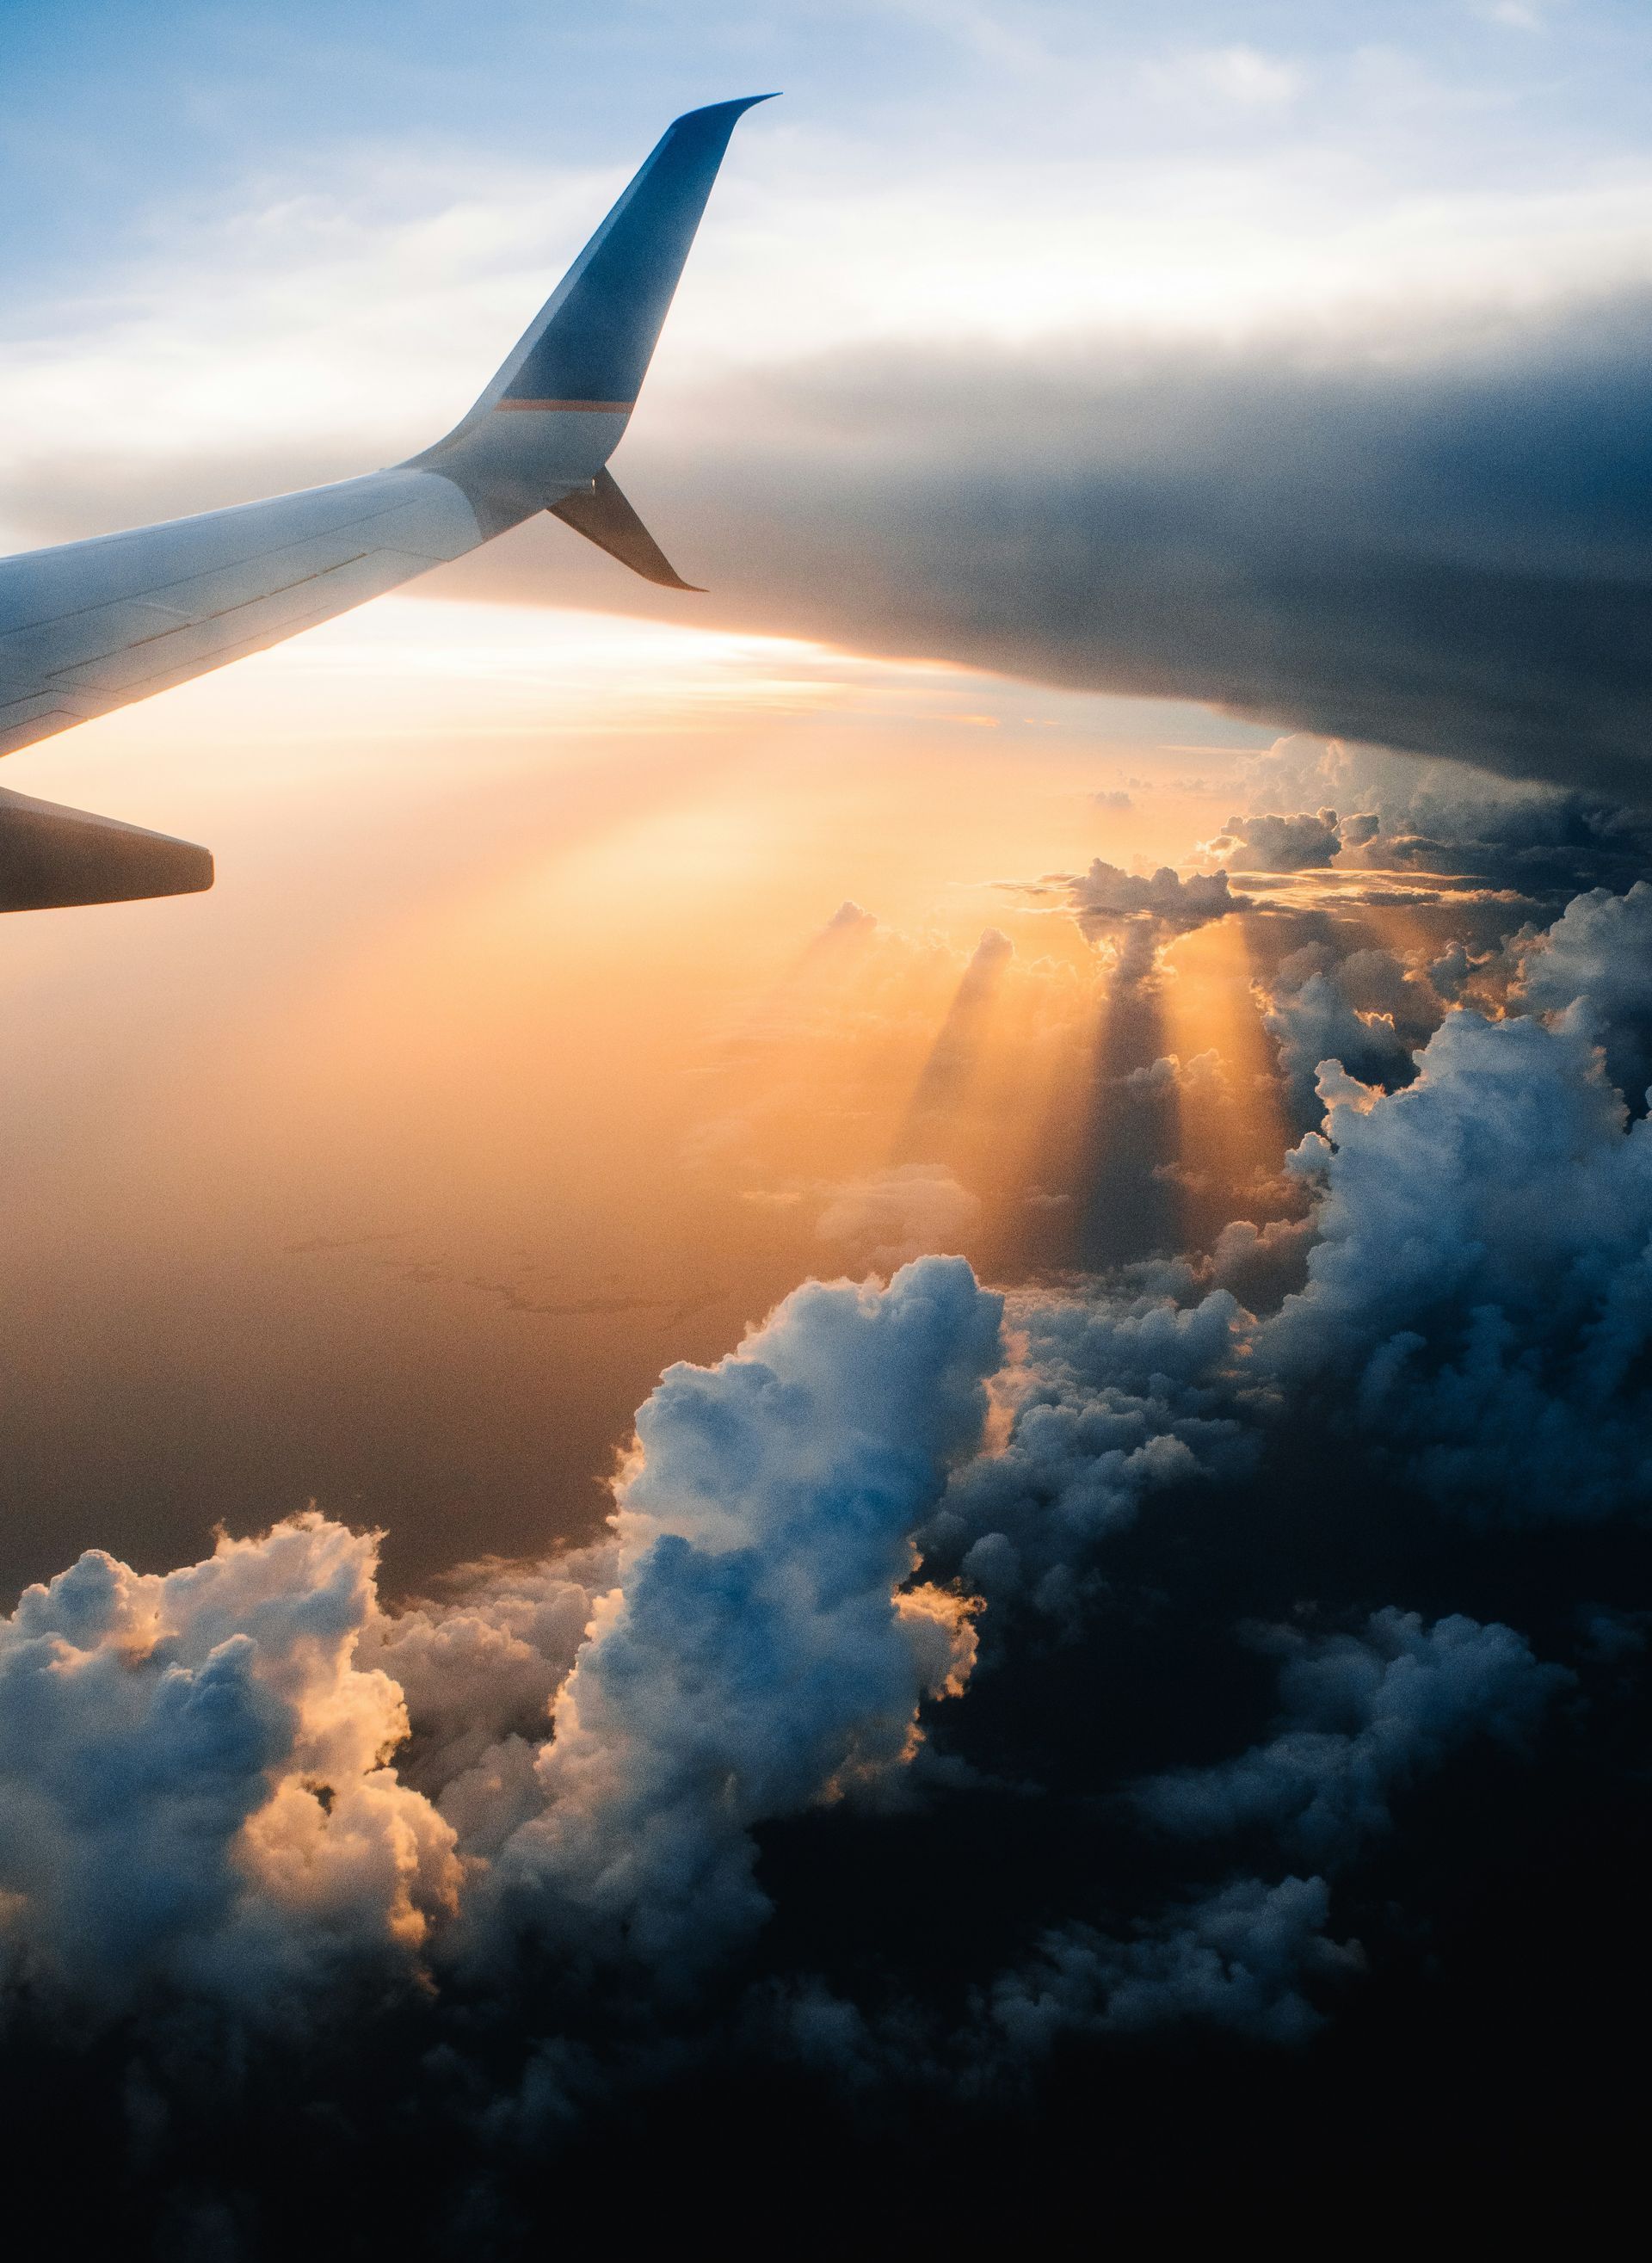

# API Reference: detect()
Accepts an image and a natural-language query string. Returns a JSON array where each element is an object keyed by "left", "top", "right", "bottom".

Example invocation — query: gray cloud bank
[{"left": 606, "top": 302, "right": 1652, "bottom": 800}]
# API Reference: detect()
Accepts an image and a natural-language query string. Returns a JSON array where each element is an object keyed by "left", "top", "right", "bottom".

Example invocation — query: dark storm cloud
[{"left": 601, "top": 298, "right": 1652, "bottom": 800}]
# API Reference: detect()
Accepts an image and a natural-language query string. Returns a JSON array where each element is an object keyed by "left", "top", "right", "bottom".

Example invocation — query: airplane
[{"left": 0, "top": 95, "right": 771, "bottom": 913}]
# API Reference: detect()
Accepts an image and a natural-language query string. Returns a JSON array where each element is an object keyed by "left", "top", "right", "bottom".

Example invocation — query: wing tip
[{"left": 668, "top": 92, "right": 781, "bottom": 133}]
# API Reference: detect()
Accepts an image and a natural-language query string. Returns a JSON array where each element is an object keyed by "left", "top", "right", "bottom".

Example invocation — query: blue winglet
[{"left": 497, "top": 96, "right": 778, "bottom": 411}]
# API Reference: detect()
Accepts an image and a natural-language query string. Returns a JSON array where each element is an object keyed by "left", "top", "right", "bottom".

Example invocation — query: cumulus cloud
[
  {"left": 0, "top": 1265, "right": 1007, "bottom": 2018},
  {"left": 821, "top": 899, "right": 877, "bottom": 938},
  {"left": 1063, "top": 860, "right": 1245, "bottom": 944},
  {"left": 365, "top": 1545, "right": 613, "bottom": 1857},
  {"left": 1207, "top": 808, "right": 1346, "bottom": 872},
  {"left": 1261, "top": 1008, "right": 1652, "bottom": 1514},
  {"left": 1506, "top": 879, "right": 1652, "bottom": 1102},
  {"left": 0, "top": 1514, "right": 459, "bottom": 2022},
  {"left": 1137, "top": 1608, "right": 1569, "bottom": 1864},
  {"left": 987, "top": 1877, "right": 1357, "bottom": 2052},
  {"left": 1235, "top": 736, "right": 1652, "bottom": 899},
  {"left": 926, "top": 1279, "right": 1254, "bottom": 1616},
  {"left": 478, "top": 1258, "right": 1004, "bottom": 1970},
  {"left": 1202, "top": 1215, "right": 1318, "bottom": 1309},
  {"left": 1259, "top": 941, "right": 1439, "bottom": 1126},
  {"left": 1115, "top": 1049, "right": 1226, "bottom": 1095}
]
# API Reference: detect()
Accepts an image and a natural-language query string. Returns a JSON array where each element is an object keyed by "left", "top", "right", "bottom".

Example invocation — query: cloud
[
  {"left": 476, "top": 1257, "right": 1004, "bottom": 1970},
  {"left": 1259, "top": 941, "right": 1439, "bottom": 1127},
  {"left": 593, "top": 308, "right": 1652, "bottom": 804},
  {"left": 1137, "top": 1608, "right": 1570, "bottom": 1864},
  {"left": 1174, "top": 46, "right": 1305, "bottom": 107},
  {"left": 816, "top": 1162, "right": 983, "bottom": 1267},
  {"left": 1208, "top": 808, "right": 1345, "bottom": 872},
  {"left": 928, "top": 1279, "right": 1255, "bottom": 1616},
  {"left": 821, "top": 899, "right": 878, "bottom": 937},
  {"left": 1202, "top": 1215, "right": 1317, "bottom": 1308},
  {"left": 1505, "top": 879, "right": 1652, "bottom": 1102},
  {"left": 0, "top": 1514, "right": 459, "bottom": 2022},
  {"left": 987, "top": 1877, "right": 1356, "bottom": 2052},
  {"left": 1261, "top": 1006, "right": 1652, "bottom": 1514},
  {"left": 1062, "top": 860, "right": 1245, "bottom": 943},
  {"left": 1234, "top": 736, "right": 1652, "bottom": 896},
  {"left": 364, "top": 1545, "right": 613, "bottom": 1857},
  {"left": 0, "top": 1261, "right": 1007, "bottom": 2020},
  {"left": 1116, "top": 1049, "right": 1226, "bottom": 1095}
]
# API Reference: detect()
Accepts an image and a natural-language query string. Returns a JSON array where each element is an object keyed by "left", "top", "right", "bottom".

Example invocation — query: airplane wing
[{"left": 0, "top": 94, "right": 770, "bottom": 912}]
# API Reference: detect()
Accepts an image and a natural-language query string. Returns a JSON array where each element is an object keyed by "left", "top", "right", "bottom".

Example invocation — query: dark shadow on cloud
[{"left": 687, "top": 303, "right": 1652, "bottom": 799}]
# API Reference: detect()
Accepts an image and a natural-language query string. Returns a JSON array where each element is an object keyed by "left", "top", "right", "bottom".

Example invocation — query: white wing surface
[{"left": 0, "top": 95, "right": 770, "bottom": 910}]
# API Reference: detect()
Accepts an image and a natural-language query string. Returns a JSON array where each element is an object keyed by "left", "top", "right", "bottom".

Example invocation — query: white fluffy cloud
[
  {"left": 0, "top": 1514, "right": 459, "bottom": 2020},
  {"left": 0, "top": 1261, "right": 1005, "bottom": 2017},
  {"left": 1507, "top": 879, "right": 1652, "bottom": 1102},
  {"left": 1262, "top": 1008, "right": 1652, "bottom": 1513},
  {"left": 365, "top": 1545, "right": 614, "bottom": 1859},
  {"left": 473, "top": 1257, "right": 1004, "bottom": 1970}
]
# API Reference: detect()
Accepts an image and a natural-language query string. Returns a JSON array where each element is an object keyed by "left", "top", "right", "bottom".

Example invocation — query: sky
[{"left": 3, "top": 4, "right": 1652, "bottom": 2254}]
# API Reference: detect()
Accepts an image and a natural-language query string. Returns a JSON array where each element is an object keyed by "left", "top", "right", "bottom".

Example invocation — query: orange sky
[{"left": 0, "top": 594, "right": 1291, "bottom": 1596}]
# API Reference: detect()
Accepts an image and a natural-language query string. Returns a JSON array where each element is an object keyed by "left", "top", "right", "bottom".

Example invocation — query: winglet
[
  {"left": 492, "top": 96, "right": 777, "bottom": 415},
  {"left": 548, "top": 469, "right": 706, "bottom": 591},
  {"left": 416, "top": 95, "right": 776, "bottom": 469}
]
